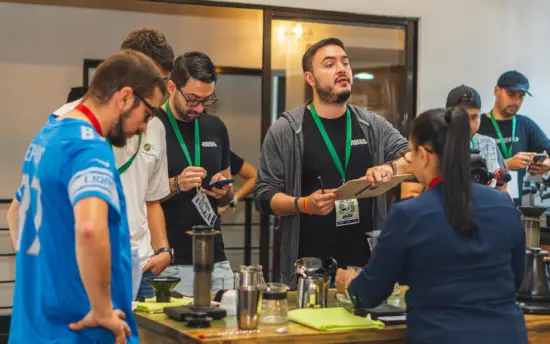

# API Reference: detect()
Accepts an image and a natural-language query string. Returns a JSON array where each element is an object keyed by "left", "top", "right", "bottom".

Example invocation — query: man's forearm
[
  {"left": 75, "top": 222, "right": 113, "bottom": 318},
  {"left": 162, "top": 177, "right": 178, "bottom": 201},
  {"left": 270, "top": 192, "right": 304, "bottom": 216},
  {"left": 394, "top": 156, "right": 413, "bottom": 175},
  {"left": 146, "top": 201, "right": 169, "bottom": 251},
  {"left": 235, "top": 179, "right": 256, "bottom": 202},
  {"left": 6, "top": 200, "right": 19, "bottom": 249},
  {"left": 218, "top": 187, "right": 235, "bottom": 206}
]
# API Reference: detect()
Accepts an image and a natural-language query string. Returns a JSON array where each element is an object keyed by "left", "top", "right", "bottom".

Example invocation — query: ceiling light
[{"left": 353, "top": 72, "right": 374, "bottom": 80}]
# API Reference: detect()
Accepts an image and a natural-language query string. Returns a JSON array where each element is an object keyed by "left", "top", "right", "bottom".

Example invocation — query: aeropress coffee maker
[
  {"left": 164, "top": 225, "right": 227, "bottom": 327},
  {"left": 516, "top": 206, "right": 550, "bottom": 315}
]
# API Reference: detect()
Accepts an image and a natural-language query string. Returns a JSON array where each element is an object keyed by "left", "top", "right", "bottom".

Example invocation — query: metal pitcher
[
  {"left": 236, "top": 265, "right": 265, "bottom": 330},
  {"left": 296, "top": 274, "right": 331, "bottom": 308},
  {"left": 294, "top": 257, "right": 337, "bottom": 309}
]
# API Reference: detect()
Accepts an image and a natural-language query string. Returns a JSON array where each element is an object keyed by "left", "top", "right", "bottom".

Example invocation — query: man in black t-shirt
[
  {"left": 157, "top": 52, "right": 235, "bottom": 296},
  {"left": 254, "top": 38, "right": 411, "bottom": 284},
  {"left": 477, "top": 70, "right": 550, "bottom": 204}
]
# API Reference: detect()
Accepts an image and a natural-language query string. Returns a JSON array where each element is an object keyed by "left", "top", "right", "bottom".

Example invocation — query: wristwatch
[
  {"left": 155, "top": 247, "right": 174, "bottom": 264},
  {"left": 383, "top": 161, "right": 398, "bottom": 175},
  {"left": 229, "top": 195, "right": 239, "bottom": 208}
]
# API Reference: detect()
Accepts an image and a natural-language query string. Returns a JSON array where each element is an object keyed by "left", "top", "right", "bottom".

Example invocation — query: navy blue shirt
[
  {"left": 478, "top": 114, "right": 550, "bottom": 203},
  {"left": 348, "top": 183, "right": 527, "bottom": 344}
]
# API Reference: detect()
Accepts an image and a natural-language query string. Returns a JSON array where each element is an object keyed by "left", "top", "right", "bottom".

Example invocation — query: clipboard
[{"left": 336, "top": 174, "right": 410, "bottom": 200}]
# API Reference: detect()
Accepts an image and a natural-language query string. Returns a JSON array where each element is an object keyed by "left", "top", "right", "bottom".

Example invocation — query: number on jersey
[{"left": 16, "top": 174, "right": 42, "bottom": 255}]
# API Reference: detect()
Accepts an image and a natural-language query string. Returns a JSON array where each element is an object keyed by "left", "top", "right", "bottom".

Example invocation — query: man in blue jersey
[
  {"left": 5, "top": 49, "right": 166, "bottom": 344},
  {"left": 56, "top": 28, "right": 176, "bottom": 301}
]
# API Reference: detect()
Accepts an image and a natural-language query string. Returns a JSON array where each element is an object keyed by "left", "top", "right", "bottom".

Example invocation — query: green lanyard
[
  {"left": 164, "top": 101, "right": 200, "bottom": 166},
  {"left": 488, "top": 110, "right": 516, "bottom": 159},
  {"left": 310, "top": 104, "right": 351, "bottom": 184},
  {"left": 117, "top": 133, "right": 142, "bottom": 174},
  {"left": 471, "top": 137, "right": 476, "bottom": 149}
]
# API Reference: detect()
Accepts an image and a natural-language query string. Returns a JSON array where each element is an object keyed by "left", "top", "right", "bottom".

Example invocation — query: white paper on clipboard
[{"left": 336, "top": 174, "right": 411, "bottom": 200}]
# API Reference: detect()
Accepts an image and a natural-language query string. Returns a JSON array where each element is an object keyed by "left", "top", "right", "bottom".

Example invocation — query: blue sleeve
[
  {"left": 511, "top": 208, "right": 526, "bottom": 290},
  {"left": 15, "top": 183, "right": 23, "bottom": 202},
  {"left": 347, "top": 205, "right": 407, "bottom": 308},
  {"left": 526, "top": 117, "right": 550, "bottom": 153},
  {"left": 66, "top": 141, "right": 121, "bottom": 215}
]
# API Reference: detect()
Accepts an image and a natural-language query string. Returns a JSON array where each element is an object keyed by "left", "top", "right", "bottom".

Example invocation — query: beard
[
  {"left": 314, "top": 78, "right": 351, "bottom": 104},
  {"left": 107, "top": 109, "right": 137, "bottom": 147},
  {"left": 502, "top": 105, "right": 519, "bottom": 118},
  {"left": 174, "top": 97, "right": 202, "bottom": 122}
]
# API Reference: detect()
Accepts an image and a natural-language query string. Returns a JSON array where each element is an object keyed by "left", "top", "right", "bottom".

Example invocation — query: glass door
[{"left": 270, "top": 19, "right": 407, "bottom": 130}]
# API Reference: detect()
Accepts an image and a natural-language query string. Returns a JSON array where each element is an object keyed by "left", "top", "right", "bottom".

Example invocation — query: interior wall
[
  {"left": 0, "top": 1, "right": 406, "bottom": 200},
  {"left": 220, "top": 0, "right": 550, "bottom": 134}
]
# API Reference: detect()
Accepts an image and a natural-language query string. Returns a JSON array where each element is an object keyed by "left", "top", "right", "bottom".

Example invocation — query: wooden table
[{"left": 136, "top": 289, "right": 550, "bottom": 344}]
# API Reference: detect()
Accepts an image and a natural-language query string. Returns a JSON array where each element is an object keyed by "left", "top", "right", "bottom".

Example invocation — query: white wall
[
  {"left": 0, "top": 1, "right": 405, "bottom": 199},
  {"left": 220, "top": 0, "right": 550, "bottom": 134},
  {"left": 0, "top": 2, "right": 264, "bottom": 198}
]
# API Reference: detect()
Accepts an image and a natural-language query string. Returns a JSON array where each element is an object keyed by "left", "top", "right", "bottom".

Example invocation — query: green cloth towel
[
  {"left": 135, "top": 297, "right": 193, "bottom": 313},
  {"left": 288, "top": 307, "right": 385, "bottom": 331}
]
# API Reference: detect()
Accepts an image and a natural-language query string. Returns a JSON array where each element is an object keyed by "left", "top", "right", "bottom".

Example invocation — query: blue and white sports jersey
[{"left": 9, "top": 115, "right": 137, "bottom": 344}]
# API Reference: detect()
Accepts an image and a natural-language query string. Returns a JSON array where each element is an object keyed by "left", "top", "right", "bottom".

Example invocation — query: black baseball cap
[
  {"left": 446, "top": 85, "right": 482, "bottom": 109},
  {"left": 497, "top": 70, "right": 532, "bottom": 96}
]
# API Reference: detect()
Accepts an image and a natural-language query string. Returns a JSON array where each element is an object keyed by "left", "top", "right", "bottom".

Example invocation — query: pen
[{"left": 318, "top": 176, "right": 325, "bottom": 194}]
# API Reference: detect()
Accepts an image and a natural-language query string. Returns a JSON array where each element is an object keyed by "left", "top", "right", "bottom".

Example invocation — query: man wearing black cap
[
  {"left": 477, "top": 70, "right": 550, "bottom": 203},
  {"left": 446, "top": 85, "right": 507, "bottom": 175},
  {"left": 401, "top": 85, "right": 508, "bottom": 198}
]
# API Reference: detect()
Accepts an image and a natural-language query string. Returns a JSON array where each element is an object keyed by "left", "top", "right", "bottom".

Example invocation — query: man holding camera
[
  {"left": 401, "top": 85, "right": 508, "bottom": 198},
  {"left": 477, "top": 71, "right": 550, "bottom": 203}
]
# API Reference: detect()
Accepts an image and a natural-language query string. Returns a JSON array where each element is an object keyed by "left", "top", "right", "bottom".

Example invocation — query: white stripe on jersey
[{"left": 68, "top": 167, "right": 119, "bottom": 212}]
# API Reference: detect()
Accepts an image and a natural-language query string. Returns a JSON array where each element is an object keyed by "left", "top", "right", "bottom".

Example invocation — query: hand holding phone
[
  {"left": 203, "top": 174, "right": 234, "bottom": 200},
  {"left": 207, "top": 178, "right": 235, "bottom": 190},
  {"left": 532, "top": 153, "right": 547, "bottom": 164}
]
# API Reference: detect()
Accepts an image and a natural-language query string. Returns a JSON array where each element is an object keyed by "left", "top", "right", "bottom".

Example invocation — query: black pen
[{"left": 318, "top": 176, "right": 325, "bottom": 194}]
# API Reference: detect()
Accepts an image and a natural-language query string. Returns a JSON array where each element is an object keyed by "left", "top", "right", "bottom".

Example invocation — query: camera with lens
[
  {"left": 471, "top": 149, "right": 512, "bottom": 186},
  {"left": 470, "top": 149, "right": 491, "bottom": 184}
]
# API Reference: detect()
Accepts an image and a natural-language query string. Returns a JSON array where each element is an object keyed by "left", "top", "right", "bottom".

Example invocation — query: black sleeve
[
  {"left": 230, "top": 151, "right": 245, "bottom": 176},
  {"left": 221, "top": 123, "right": 230, "bottom": 171}
]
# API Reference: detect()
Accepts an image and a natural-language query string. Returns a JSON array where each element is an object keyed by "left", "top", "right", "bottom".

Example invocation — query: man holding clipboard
[{"left": 254, "top": 38, "right": 412, "bottom": 285}]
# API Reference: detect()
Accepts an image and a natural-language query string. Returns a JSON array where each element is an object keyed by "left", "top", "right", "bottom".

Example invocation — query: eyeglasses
[
  {"left": 178, "top": 88, "right": 217, "bottom": 108},
  {"left": 134, "top": 91, "right": 157, "bottom": 122},
  {"left": 401, "top": 146, "right": 434, "bottom": 164}
]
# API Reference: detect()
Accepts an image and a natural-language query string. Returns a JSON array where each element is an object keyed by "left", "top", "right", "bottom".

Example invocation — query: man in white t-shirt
[{"left": 55, "top": 28, "right": 176, "bottom": 299}]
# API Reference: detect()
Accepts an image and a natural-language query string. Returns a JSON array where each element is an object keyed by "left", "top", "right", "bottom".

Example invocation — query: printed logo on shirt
[
  {"left": 494, "top": 136, "right": 520, "bottom": 144},
  {"left": 351, "top": 139, "right": 368, "bottom": 146},
  {"left": 202, "top": 141, "right": 218, "bottom": 148},
  {"left": 143, "top": 143, "right": 152, "bottom": 152}
]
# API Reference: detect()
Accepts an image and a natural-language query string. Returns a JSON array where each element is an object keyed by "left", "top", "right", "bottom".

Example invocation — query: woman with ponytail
[{"left": 336, "top": 107, "right": 527, "bottom": 344}]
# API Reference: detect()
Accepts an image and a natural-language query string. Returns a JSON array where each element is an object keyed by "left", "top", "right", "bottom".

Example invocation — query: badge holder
[{"left": 192, "top": 187, "right": 218, "bottom": 227}]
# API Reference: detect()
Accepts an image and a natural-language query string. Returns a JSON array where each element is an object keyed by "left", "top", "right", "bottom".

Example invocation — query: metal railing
[
  {"left": 221, "top": 198, "right": 259, "bottom": 266},
  {"left": 0, "top": 198, "right": 14, "bottom": 313}
]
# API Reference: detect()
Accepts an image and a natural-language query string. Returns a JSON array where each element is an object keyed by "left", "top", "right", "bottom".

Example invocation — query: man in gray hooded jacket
[{"left": 254, "top": 38, "right": 412, "bottom": 285}]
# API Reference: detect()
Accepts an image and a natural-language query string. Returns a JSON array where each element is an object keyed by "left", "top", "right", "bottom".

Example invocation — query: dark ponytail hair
[{"left": 411, "top": 107, "right": 477, "bottom": 236}]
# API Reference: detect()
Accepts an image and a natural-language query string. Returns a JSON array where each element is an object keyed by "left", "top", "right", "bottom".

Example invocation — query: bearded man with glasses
[
  {"left": 53, "top": 28, "right": 176, "bottom": 302},
  {"left": 157, "top": 52, "right": 235, "bottom": 296}
]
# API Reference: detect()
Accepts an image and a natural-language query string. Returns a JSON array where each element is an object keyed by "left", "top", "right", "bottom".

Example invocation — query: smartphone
[
  {"left": 533, "top": 154, "right": 547, "bottom": 164},
  {"left": 206, "top": 178, "right": 235, "bottom": 190}
]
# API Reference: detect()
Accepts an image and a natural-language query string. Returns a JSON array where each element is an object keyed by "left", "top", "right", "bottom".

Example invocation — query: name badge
[
  {"left": 335, "top": 198, "right": 360, "bottom": 227},
  {"left": 508, "top": 171, "right": 519, "bottom": 199},
  {"left": 192, "top": 187, "right": 217, "bottom": 227}
]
